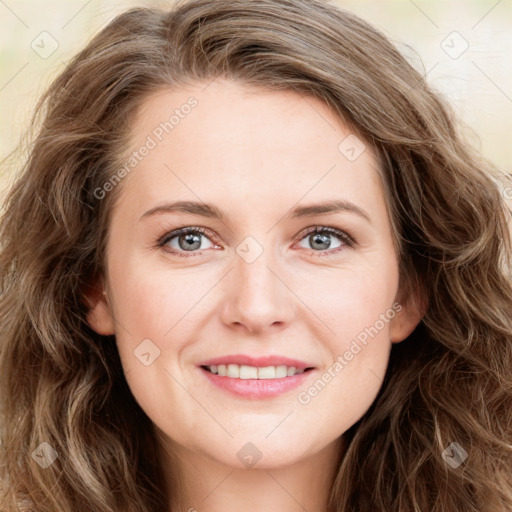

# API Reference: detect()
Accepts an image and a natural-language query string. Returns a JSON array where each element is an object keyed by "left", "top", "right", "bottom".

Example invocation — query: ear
[
  {"left": 389, "top": 284, "right": 427, "bottom": 344},
  {"left": 82, "top": 279, "right": 115, "bottom": 336}
]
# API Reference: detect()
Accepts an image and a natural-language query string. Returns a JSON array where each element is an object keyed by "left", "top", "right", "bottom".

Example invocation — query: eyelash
[{"left": 155, "top": 225, "right": 355, "bottom": 258}]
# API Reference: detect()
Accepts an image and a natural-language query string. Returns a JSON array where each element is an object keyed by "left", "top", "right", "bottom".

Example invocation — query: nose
[{"left": 219, "top": 246, "right": 294, "bottom": 334}]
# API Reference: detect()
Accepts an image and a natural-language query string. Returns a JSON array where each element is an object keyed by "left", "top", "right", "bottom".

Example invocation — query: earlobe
[
  {"left": 389, "top": 307, "right": 422, "bottom": 343},
  {"left": 389, "top": 288, "right": 427, "bottom": 344},
  {"left": 83, "top": 282, "right": 116, "bottom": 335}
]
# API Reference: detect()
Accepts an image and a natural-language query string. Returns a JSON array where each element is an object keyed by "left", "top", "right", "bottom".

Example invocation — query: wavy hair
[{"left": 1, "top": 0, "right": 511, "bottom": 510}]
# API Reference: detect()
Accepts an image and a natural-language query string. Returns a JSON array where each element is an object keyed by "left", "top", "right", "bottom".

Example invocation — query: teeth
[
  {"left": 205, "top": 364, "right": 308, "bottom": 379},
  {"left": 240, "top": 365, "right": 258, "bottom": 379},
  {"left": 227, "top": 364, "right": 239, "bottom": 378},
  {"left": 257, "top": 365, "right": 275, "bottom": 379}
]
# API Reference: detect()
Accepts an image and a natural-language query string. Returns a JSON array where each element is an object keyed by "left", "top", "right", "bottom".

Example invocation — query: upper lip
[{"left": 198, "top": 354, "right": 315, "bottom": 371}]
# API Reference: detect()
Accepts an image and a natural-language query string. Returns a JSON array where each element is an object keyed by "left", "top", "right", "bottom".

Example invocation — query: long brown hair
[{"left": 1, "top": 1, "right": 511, "bottom": 510}]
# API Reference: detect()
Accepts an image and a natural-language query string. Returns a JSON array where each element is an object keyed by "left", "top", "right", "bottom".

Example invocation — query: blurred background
[{"left": 1, "top": 0, "right": 511, "bottom": 197}]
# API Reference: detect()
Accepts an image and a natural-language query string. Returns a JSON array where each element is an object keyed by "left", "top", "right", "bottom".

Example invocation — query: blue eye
[
  {"left": 157, "top": 227, "right": 218, "bottom": 256},
  {"left": 296, "top": 226, "right": 354, "bottom": 254},
  {"left": 156, "top": 225, "right": 354, "bottom": 258}
]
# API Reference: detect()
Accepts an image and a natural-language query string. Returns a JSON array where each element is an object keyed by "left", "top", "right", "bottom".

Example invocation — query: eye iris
[
  {"left": 310, "top": 232, "right": 332, "bottom": 250},
  {"left": 179, "top": 232, "right": 202, "bottom": 251}
]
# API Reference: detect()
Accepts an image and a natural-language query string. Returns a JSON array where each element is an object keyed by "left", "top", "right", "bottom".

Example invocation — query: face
[{"left": 87, "top": 78, "right": 421, "bottom": 470}]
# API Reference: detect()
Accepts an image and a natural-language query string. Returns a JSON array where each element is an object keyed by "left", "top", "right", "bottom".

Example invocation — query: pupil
[
  {"left": 180, "top": 233, "right": 201, "bottom": 251},
  {"left": 311, "top": 232, "right": 330, "bottom": 250}
]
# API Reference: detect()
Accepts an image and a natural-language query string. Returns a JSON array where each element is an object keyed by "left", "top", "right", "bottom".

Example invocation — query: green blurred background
[{"left": 1, "top": 0, "right": 511, "bottom": 197}]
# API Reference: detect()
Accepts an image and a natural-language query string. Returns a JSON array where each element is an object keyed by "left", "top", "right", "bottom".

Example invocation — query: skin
[{"left": 86, "top": 78, "right": 423, "bottom": 512}]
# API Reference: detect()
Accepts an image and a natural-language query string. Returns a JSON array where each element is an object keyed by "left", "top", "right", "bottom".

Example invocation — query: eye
[
  {"left": 157, "top": 227, "right": 219, "bottom": 256},
  {"left": 156, "top": 225, "right": 355, "bottom": 258},
  {"left": 295, "top": 226, "right": 354, "bottom": 255}
]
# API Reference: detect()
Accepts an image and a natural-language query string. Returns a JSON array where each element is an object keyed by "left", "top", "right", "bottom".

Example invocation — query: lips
[{"left": 197, "top": 354, "right": 317, "bottom": 399}]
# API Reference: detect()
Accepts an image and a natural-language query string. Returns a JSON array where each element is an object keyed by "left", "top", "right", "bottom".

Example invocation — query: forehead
[{"left": 117, "top": 79, "right": 386, "bottom": 221}]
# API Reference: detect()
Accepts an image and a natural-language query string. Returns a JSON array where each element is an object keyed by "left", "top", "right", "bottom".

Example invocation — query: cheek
[
  {"left": 297, "top": 266, "right": 398, "bottom": 432},
  {"left": 300, "top": 261, "right": 399, "bottom": 343},
  {"left": 106, "top": 263, "right": 200, "bottom": 425},
  {"left": 295, "top": 276, "right": 396, "bottom": 442},
  {"left": 109, "top": 256, "right": 209, "bottom": 339},
  {"left": 294, "top": 262, "right": 397, "bottom": 406}
]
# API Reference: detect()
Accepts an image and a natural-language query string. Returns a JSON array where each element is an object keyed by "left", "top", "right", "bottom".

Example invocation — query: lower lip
[{"left": 199, "top": 366, "right": 315, "bottom": 399}]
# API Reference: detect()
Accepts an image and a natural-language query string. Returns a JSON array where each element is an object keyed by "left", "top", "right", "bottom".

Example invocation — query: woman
[{"left": 1, "top": 0, "right": 511, "bottom": 511}]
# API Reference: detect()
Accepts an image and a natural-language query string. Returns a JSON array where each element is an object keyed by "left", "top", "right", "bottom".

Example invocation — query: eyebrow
[{"left": 139, "top": 199, "right": 371, "bottom": 224}]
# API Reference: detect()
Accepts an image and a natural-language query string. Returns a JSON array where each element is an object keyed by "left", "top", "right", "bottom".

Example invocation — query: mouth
[
  {"left": 200, "top": 363, "right": 315, "bottom": 379},
  {"left": 198, "top": 358, "right": 317, "bottom": 399}
]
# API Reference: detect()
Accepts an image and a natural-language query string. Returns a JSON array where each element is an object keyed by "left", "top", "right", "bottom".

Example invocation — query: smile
[
  {"left": 199, "top": 364, "right": 316, "bottom": 399},
  {"left": 202, "top": 363, "right": 312, "bottom": 379}
]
